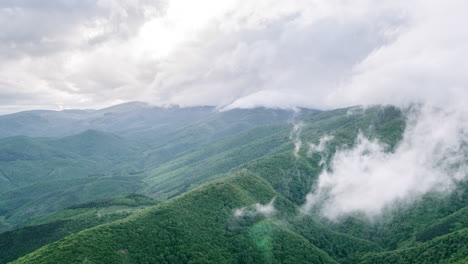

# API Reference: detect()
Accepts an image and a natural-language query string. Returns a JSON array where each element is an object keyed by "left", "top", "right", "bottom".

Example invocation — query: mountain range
[{"left": 0, "top": 103, "right": 466, "bottom": 264}]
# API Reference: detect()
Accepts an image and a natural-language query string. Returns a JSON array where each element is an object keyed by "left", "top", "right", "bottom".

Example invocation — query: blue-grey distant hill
[
  {"left": 0, "top": 102, "right": 318, "bottom": 139},
  {"left": 0, "top": 102, "right": 215, "bottom": 138}
]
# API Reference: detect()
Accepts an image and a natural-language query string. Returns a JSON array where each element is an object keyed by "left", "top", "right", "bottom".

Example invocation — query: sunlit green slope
[{"left": 12, "top": 173, "right": 338, "bottom": 264}]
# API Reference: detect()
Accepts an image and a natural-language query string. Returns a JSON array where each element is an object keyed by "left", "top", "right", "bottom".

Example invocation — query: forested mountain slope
[
  {"left": 11, "top": 159, "right": 467, "bottom": 264},
  {"left": 0, "top": 105, "right": 466, "bottom": 263},
  {"left": 10, "top": 173, "right": 341, "bottom": 264},
  {"left": 0, "top": 194, "right": 156, "bottom": 264},
  {"left": 0, "top": 106, "right": 305, "bottom": 232}
]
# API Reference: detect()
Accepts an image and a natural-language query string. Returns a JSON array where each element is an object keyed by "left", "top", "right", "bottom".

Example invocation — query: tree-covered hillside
[
  {"left": 0, "top": 194, "right": 156, "bottom": 264},
  {"left": 0, "top": 106, "right": 304, "bottom": 232},
  {"left": 10, "top": 173, "right": 339, "bottom": 264},
  {"left": 0, "top": 104, "right": 466, "bottom": 263},
  {"left": 10, "top": 166, "right": 467, "bottom": 264}
]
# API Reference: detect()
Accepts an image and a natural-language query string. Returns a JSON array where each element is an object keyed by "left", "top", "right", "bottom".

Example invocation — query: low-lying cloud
[
  {"left": 234, "top": 198, "right": 276, "bottom": 218},
  {"left": 302, "top": 105, "right": 468, "bottom": 219}
]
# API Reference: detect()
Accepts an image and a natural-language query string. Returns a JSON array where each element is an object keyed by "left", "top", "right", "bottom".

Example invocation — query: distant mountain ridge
[{"left": 0, "top": 102, "right": 217, "bottom": 138}]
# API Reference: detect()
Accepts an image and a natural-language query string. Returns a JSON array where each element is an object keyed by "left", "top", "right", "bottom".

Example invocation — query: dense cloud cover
[{"left": 1, "top": 0, "right": 467, "bottom": 113}]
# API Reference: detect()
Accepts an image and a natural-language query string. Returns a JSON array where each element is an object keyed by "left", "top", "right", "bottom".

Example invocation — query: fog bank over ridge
[
  {"left": 301, "top": 104, "right": 468, "bottom": 219},
  {"left": 1, "top": 0, "right": 467, "bottom": 113}
]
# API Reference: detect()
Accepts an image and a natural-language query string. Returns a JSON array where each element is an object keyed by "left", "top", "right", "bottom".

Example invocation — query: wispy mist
[
  {"left": 235, "top": 198, "right": 276, "bottom": 218},
  {"left": 290, "top": 122, "right": 303, "bottom": 157},
  {"left": 307, "top": 135, "right": 334, "bottom": 166}
]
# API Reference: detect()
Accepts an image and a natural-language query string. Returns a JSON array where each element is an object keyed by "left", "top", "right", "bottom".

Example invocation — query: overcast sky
[{"left": 0, "top": 0, "right": 467, "bottom": 114}]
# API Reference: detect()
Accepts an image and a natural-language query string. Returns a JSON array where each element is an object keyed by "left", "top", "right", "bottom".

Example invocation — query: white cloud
[
  {"left": 0, "top": 0, "right": 467, "bottom": 115},
  {"left": 328, "top": 0, "right": 468, "bottom": 109},
  {"left": 148, "top": 0, "right": 401, "bottom": 109},
  {"left": 234, "top": 198, "right": 276, "bottom": 217},
  {"left": 302, "top": 105, "right": 468, "bottom": 219},
  {"left": 0, "top": 0, "right": 166, "bottom": 113}
]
